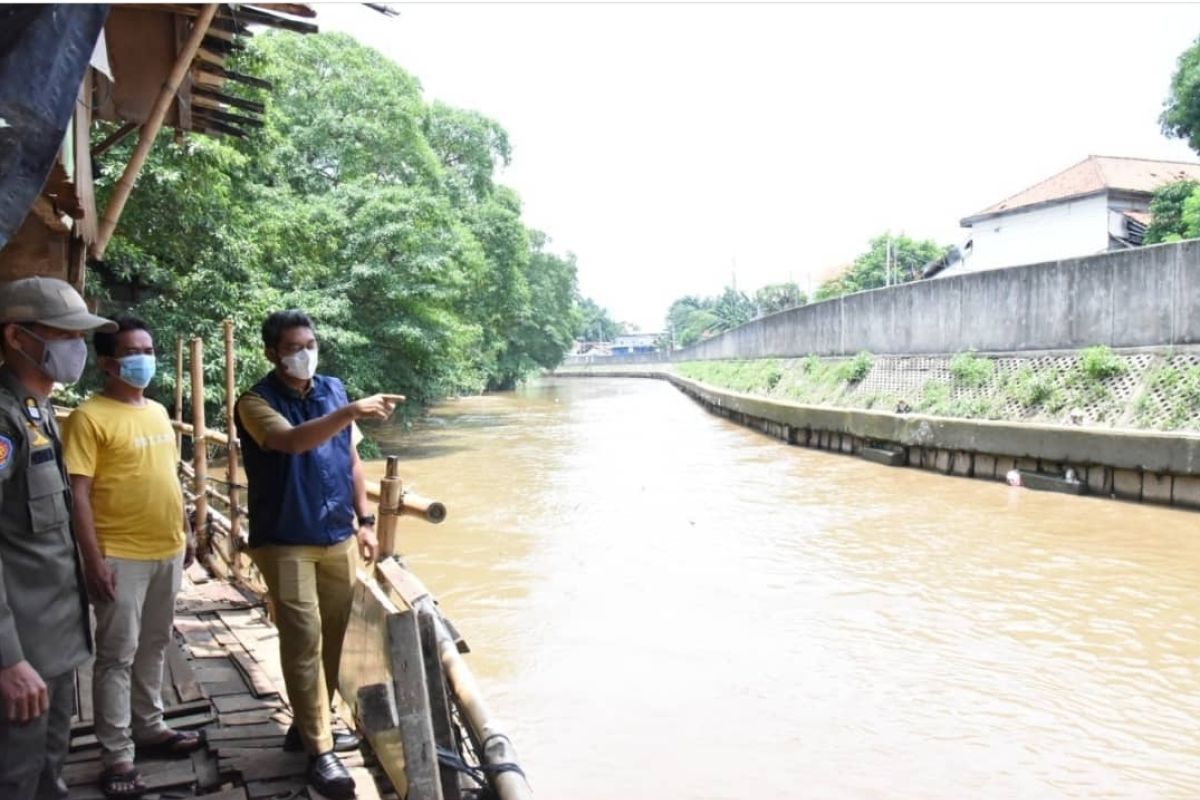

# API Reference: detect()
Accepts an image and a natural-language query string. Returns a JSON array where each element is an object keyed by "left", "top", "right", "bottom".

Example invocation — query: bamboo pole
[
  {"left": 437, "top": 636, "right": 531, "bottom": 800},
  {"left": 92, "top": 4, "right": 218, "bottom": 259},
  {"left": 376, "top": 456, "right": 404, "bottom": 558},
  {"left": 174, "top": 338, "right": 184, "bottom": 456},
  {"left": 399, "top": 492, "right": 446, "bottom": 524},
  {"left": 365, "top": 481, "right": 446, "bottom": 525},
  {"left": 190, "top": 338, "right": 209, "bottom": 556},
  {"left": 223, "top": 319, "right": 243, "bottom": 581}
]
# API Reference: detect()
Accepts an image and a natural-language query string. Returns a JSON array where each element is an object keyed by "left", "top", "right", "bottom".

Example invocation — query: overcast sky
[{"left": 316, "top": 2, "right": 1200, "bottom": 331}]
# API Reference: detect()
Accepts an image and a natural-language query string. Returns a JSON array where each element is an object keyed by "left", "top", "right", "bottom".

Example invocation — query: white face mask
[{"left": 281, "top": 346, "right": 318, "bottom": 381}]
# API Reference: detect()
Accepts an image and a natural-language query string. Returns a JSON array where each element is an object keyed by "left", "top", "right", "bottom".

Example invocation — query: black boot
[
  {"left": 283, "top": 723, "right": 361, "bottom": 753},
  {"left": 307, "top": 751, "right": 356, "bottom": 799}
]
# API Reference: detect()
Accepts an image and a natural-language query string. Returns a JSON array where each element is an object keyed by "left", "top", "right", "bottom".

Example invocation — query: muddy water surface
[{"left": 364, "top": 377, "right": 1200, "bottom": 799}]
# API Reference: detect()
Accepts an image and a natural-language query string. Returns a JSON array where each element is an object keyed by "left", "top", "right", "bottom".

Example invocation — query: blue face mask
[{"left": 117, "top": 354, "right": 156, "bottom": 389}]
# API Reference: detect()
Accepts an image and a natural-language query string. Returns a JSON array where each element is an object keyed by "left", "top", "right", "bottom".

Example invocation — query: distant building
[
  {"left": 571, "top": 341, "right": 612, "bottom": 357},
  {"left": 611, "top": 333, "right": 662, "bottom": 355},
  {"left": 932, "top": 155, "right": 1200, "bottom": 278}
]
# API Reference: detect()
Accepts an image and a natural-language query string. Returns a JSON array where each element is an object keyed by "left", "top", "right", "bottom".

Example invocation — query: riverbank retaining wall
[
  {"left": 563, "top": 239, "right": 1200, "bottom": 367},
  {"left": 554, "top": 368, "right": 1200, "bottom": 511}
]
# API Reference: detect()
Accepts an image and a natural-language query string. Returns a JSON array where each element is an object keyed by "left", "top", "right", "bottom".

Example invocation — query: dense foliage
[
  {"left": 661, "top": 281, "right": 807, "bottom": 349},
  {"left": 1143, "top": 180, "right": 1200, "bottom": 243},
  {"left": 92, "top": 32, "right": 582, "bottom": 426},
  {"left": 813, "top": 234, "right": 947, "bottom": 301},
  {"left": 1160, "top": 34, "right": 1200, "bottom": 154},
  {"left": 574, "top": 297, "right": 622, "bottom": 341}
]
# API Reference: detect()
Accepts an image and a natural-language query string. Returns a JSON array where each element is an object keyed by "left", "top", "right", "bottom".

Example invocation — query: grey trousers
[
  {"left": 92, "top": 555, "right": 182, "bottom": 767},
  {"left": 0, "top": 669, "right": 75, "bottom": 800}
]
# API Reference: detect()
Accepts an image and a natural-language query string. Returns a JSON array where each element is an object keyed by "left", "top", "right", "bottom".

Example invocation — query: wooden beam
[
  {"left": 196, "top": 60, "right": 273, "bottom": 90},
  {"left": 91, "top": 121, "right": 138, "bottom": 159},
  {"left": 387, "top": 611, "right": 443, "bottom": 800},
  {"left": 92, "top": 4, "right": 218, "bottom": 260},
  {"left": 250, "top": 3, "right": 317, "bottom": 19},
  {"left": 230, "top": 5, "right": 319, "bottom": 34},
  {"left": 223, "top": 319, "right": 244, "bottom": 583},
  {"left": 191, "top": 85, "right": 266, "bottom": 114},
  {"left": 419, "top": 611, "right": 461, "bottom": 800},
  {"left": 191, "top": 105, "right": 264, "bottom": 129},
  {"left": 191, "top": 337, "right": 211, "bottom": 559}
]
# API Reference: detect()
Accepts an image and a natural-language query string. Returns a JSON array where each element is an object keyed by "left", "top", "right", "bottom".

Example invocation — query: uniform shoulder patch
[{"left": 0, "top": 435, "right": 12, "bottom": 473}]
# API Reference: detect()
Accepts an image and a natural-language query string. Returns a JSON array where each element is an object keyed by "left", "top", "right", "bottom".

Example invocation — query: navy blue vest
[{"left": 237, "top": 372, "right": 355, "bottom": 548}]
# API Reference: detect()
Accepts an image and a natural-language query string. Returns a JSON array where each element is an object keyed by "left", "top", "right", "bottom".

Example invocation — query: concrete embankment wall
[
  {"left": 684, "top": 239, "right": 1200, "bottom": 360},
  {"left": 563, "top": 240, "right": 1200, "bottom": 368},
  {"left": 555, "top": 368, "right": 1200, "bottom": 511}
]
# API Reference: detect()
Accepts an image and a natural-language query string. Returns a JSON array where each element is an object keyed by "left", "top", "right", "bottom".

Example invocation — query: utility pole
[{"left": 885, "top": 236, "right": 892, "bottom": 287}]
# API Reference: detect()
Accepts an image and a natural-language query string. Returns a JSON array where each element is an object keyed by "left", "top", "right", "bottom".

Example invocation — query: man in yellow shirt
[{"left": 62, "top": 316, "right": 199, "bottom": 799}]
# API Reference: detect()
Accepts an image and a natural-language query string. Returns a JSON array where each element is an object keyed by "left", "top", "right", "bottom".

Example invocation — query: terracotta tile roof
[{"left": 963, "top": 156, "right": 1200, "bottom": 223}]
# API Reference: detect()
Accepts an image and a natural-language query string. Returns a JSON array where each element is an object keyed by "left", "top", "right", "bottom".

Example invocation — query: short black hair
[
  {"left": 94, "top": 315, "right": 151, "bottom": 358},
  {"left": 262, "top": 309, "right": 314, "bottom": 349}
]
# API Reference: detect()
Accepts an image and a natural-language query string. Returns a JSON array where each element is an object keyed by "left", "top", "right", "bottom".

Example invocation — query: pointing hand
[{"left": 351, "top": 393, "right": 405, "bottom": 421}]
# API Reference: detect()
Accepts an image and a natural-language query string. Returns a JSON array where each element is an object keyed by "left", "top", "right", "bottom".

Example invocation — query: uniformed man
[{"left": 0, "top": 276, "right": 115, "bottom": 800}]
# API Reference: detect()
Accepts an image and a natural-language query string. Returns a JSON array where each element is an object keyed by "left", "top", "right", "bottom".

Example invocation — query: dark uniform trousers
[
  {"left": 0, "top": 671, "right": 75, "bottom": 799},
  {"left": 0, "top": 369, "right": 92, "bottom": 800}
]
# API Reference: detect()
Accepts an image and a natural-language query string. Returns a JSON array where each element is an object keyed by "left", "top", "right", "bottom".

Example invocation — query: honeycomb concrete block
[
  {"left": 1142, "top": 473, "right": 1173, "bottom": 505},
  {"left": 935, "top": 449, "right": 953, "bottom": 474},
  {"left": 840, "top": 435, "right": 854, "bottom": 454},
  {"left": 994, "top": 457, "right": 1018, "bottom": 480},
  {"left": 1086, "top": 466, "right": 1113, "bottom": 497},
  {"left": 1113, "top": 469, "right": 1143, "bottom": 501},
  {"left": 862, "top": 446, "right": 905, "bottom": 467},
  {"left": 1171, "top": 475, "right": 1200, "bottom": 509},
  {"left": 951, "top": 450, "right": 973, "bottom": 476},
  {"left": 975, "top": 454, "right": 997, "bottom": 480}
]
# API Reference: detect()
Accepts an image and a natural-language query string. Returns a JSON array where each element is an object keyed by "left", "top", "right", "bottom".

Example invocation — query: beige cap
[{"left": 0, "top": 276, "right": 117, "bottom": 332}]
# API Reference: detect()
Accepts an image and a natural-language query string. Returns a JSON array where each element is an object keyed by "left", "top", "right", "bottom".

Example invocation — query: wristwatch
[{"left": 357, "top": 514, "right": 376, "bottom": 527}]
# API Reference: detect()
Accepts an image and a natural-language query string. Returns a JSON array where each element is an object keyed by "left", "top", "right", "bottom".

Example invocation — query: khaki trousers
[
  {"left": 0, "top": 670, "right": 75, "bottom": 800},
  {"left": 92, "top": 555, "right": 182, "bottom": 768},
  {"left": 250, "top": 536, "right": 357, "bottom": 755}
]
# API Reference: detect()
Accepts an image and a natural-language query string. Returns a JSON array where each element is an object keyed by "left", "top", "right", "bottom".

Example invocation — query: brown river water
[{"left": 363, "top": 376, "right": 1200, "bottom": 800}]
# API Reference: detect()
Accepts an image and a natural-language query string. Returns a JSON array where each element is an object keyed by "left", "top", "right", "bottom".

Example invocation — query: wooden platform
[{"left": 66, "top": 564, "right": 398, "bottom": 800}]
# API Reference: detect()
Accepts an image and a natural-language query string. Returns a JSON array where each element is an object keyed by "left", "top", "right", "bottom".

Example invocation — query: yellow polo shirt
[{"left": 62, "top": 395, "right": 185, "bottom": 560}]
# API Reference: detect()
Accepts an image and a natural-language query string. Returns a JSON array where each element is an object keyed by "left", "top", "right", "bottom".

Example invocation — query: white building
[
  {"left": 938, "top": 155, "right": 1200, "bottom": 277},
  {"left": 611, "top": 333, "right": 662, "bottom": 355}
]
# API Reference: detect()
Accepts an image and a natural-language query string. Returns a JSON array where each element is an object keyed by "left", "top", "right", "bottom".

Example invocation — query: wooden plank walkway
[{"left": 66, "top": 566, "right": 398, "bottom": 799}]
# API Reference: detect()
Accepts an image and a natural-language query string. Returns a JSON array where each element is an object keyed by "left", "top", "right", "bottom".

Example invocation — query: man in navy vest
[{"left": 235, "top": 310, "right": 400, "bottom": 800}]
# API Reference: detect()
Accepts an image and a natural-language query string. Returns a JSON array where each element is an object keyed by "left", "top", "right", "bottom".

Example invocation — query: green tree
[
  {"left": 92, "top": 30, "right": 580, "bottom": 418},
  {"left": 1161, "top": 35, "right": 1200, "bottom": 153},
  {"left": 753, "top": 281, "right": 807, "bottom": 316},
  {"left": 814, "top": 233, "right": 947, "bottom": 300},
  {"left": 575, "top": 297, "right": 620, "bottom": 341},
  {"left": 1144, "top": 180, "right": 1200, "bottom": 244}
]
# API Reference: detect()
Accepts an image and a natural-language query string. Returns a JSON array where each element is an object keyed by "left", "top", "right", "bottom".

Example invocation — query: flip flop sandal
[
  {"left": 136, "top": 729, "right": 204, "bottom": 758},
  {"left": 100, "top": 767, "right": 146, "bottom": 800}
]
